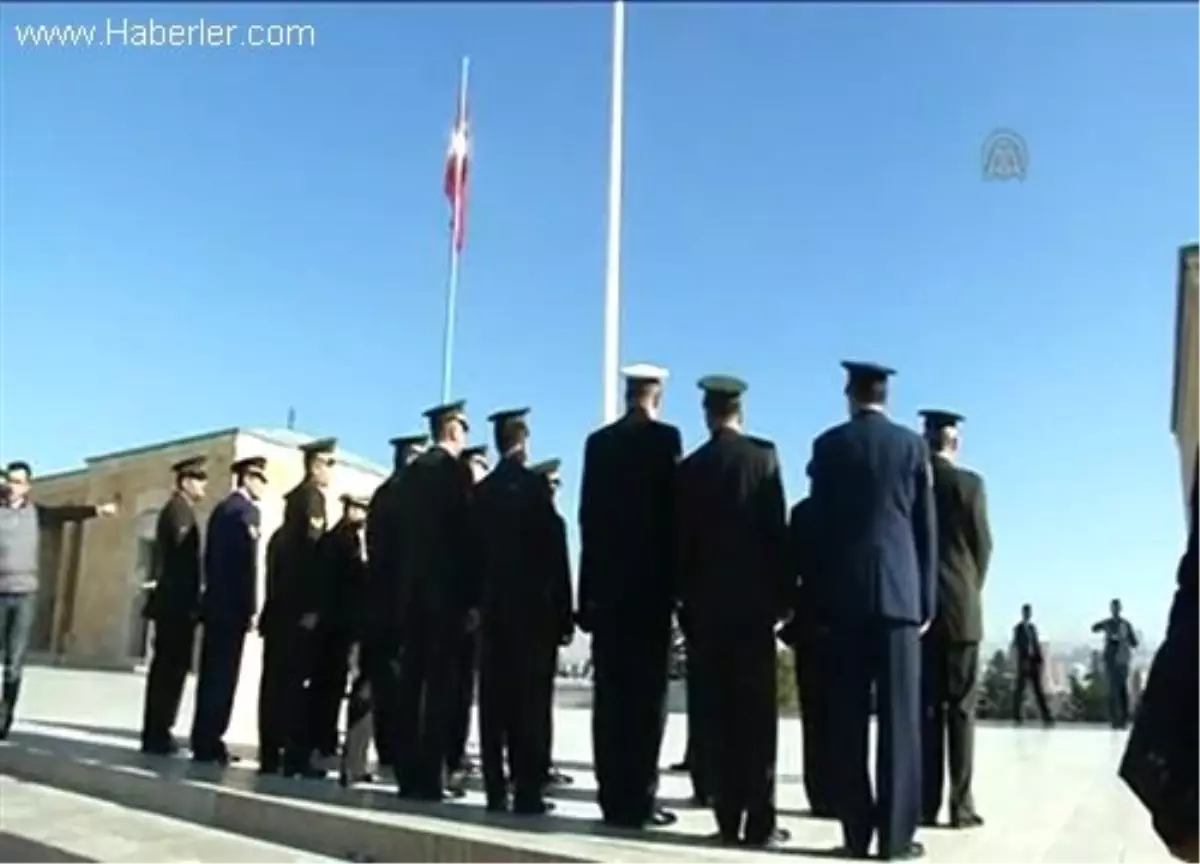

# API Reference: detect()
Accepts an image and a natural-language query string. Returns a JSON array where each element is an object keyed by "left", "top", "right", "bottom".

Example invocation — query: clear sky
[{"left": 1, "top": 3, "right": 1195, "bottom": 647}]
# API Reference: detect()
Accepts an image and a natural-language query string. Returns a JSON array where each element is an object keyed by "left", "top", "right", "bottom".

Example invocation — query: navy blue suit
[
  {"left": 806, "top": 410, "right": 937, "bottom": 857},
  {"left": 191, "top": 491, "right": 259, "bottom": 760}
]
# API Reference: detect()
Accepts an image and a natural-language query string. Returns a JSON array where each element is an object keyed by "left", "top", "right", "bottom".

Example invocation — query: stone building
[
  {"left": 1171, "top": 242, "right": 1198, "bottom": 510},
  {"left": 29, "top": 427, "right": 388, "bottom": 673}
]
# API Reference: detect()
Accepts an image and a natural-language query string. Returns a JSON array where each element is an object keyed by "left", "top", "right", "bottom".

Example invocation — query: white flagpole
[
  {"left": 602, "top": 0, "right": 626, "bottom": 423},
  {"left": 441, "top": 56, "right": 470, "bottom": 404}
]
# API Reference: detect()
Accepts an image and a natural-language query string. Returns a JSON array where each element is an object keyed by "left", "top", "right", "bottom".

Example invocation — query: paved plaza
[{"left": 0, "top": 666, "right": 1174, "bottom": 863}]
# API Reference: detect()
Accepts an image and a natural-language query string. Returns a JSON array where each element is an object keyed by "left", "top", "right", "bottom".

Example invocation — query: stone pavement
[
  {"left": 0, "top": 666, "right": 1173, "bottom": 863},
  {"left": 0, "top": 775, "right": 337, "bottom": 862}
]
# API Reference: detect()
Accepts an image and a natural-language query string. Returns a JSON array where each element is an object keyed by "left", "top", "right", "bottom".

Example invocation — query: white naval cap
[{"left": 620, "top": 362, "right": 670, "bottom": 383}]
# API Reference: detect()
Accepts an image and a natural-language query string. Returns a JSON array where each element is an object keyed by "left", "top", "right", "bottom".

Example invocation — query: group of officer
[{"left": 138, "top": 356, "right": 995, "bottom": 861}]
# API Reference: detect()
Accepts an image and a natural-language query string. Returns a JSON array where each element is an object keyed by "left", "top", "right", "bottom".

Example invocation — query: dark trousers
[
  {"left": 1105, "top": 657, "right": 1131, "bottom": 728},
  {"left": 539, "top": 646, "right": 559, "bottom": 778},
  {"left": 361, "top": 635, "right": 398, "bottom": 769},
  {"left": 693, "top": 624, "right": 778, "bottom": 846},
  {"left": 1012, "top": 660, "right": 1052, "bottom": 722},
  {"left": 140, "top": 617, "right": 195, "bottom": 750},
  {"left": 189, "top": 622, "right": 246, "bottom": 758},
  {"left": 258, "top": 625, "right": 315, "bottom": 770},
  {"left": 0, "top": 592, "right": 38, "bottom": 736},
  {"left": 920, "top": 638, "right": 980, "bottom": 823},
  {"left": 446, "top": 629, "right": 478, "bottom": 773},
  {"left": 394, "top": 614, "right": 460, "bottom": 796},
  {"left": 795, "top": 635, "right": 835, "bottom": 816},
  {"left": 478, "top": 626, "right": 554, "bottom": 804},
  {"left": 591, "top": 616, "right": 671, "bottom": 824},
  {"left": 684, "top": 652, "right": 711, "bottom": 801},
  {"left": 310, "top": 627, "right": 352, "bottom": 757},
  {"left": 830, "top": 622, "right": 922, "bottom": 858},
  {"left": 341, "top": 648, "right": 374, "bottom": 781}
]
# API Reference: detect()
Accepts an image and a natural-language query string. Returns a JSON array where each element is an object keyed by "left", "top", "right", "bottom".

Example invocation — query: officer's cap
[
  {"left": 697, "top": 375, "right": 748, "bottom": 397},
  {"left": 529, "top": 458, "right": 562, "bottom": 482},
  {"left": 486, "top": 407, "right": 530, "bottom": 425},
  {"left": 340, "top": 492, "right": 370, "bottom": 509},
  {"left": 462, "top": 445, "right": 489, "bottom": 461},
  {"left": 232, "top": 456, "right": 268, "bottom": 478},
  {"left": 841, "top": 360, "right": 896, "bottom": 385},
  {"left": 300, "top": 437, "right": 338, "bottom": 457},
  {"left": 918, "top": 409, "right": 965, "bottom": 429},
  {"left": 171, "top": 456, "right": 209, "bottom": 480},
  {"left": 621, "top": 363, "right": 669, "bottom": 384},
  {"left": 423, "top": 399, "right": 469, "bottom": 431},
  {"left": 388, "top": 434, "right": 428, "bottom": 450}
]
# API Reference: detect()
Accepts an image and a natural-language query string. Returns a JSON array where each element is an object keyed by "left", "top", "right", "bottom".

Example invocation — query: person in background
[
  {"left": 1010, "top": 604, "right": 1054, "bottom": 726},
  {"left": 0, "top": 460, "right": 116, "bottom": 741},
  {"left": 139, "top": 457, "right": 206, "bottom": 755},
  {"left": 309, "top": 493, "right": 370, "bottom": 770},
  {"left": 190, "top": 456, "right": 268, "bottom": 764},
  {"left": 1091, "top": 598, "right": 1138, "bottom": 729}
]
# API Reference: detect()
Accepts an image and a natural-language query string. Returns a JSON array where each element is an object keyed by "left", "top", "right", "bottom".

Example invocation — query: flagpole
[
  {"left": 441, "top": 56, "right": 470, "bottom": 404},
  {"left": 602, "top": 0, "right": 626, "bottom": 423}
]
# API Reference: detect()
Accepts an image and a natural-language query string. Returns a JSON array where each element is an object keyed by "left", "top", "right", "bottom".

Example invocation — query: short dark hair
[
  {"left": 703, "top": 393, "right": 740, "bottom": 423},
  {"left": 5, "top": 461, "right": 32, "bottom": 478},
  {"left": 925, "top": 426, "right": 955, "bottom": 453},
  {"left": 495, "top": 418, "right": 529, "bottom": 454},
  {"left": 431, "top": 414, "right": 462, "bottom": 441},
  {"left": 846, "top": 378, "right": 887, "bottom": 406},
  {"left": 625, "top": 379, "right": 660, "bottom": 404}
]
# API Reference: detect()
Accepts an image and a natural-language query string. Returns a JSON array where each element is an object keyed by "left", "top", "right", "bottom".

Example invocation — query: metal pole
[
  {"left": 441, "top": 56, "right": 470, "bottom": 403},
  {"left": 602, "top": 0, "right": 626, "bottom": 423}
]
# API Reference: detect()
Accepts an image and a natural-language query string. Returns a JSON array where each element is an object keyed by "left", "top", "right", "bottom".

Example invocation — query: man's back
[
  {"left": 807, "top": 411, "right": 936, "bottom": 625},
  {"left": 929, "top": 456, "right": 992, "bottom": 642},
  {"left": 473, "top": 458, "right": 553, "bottom": 622}
]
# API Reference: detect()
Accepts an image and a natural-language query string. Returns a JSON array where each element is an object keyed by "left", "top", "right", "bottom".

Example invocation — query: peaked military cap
[
  {"left": 697, "top": 375, "right": 748, "bottom": 397},
  {"left": 300, "top": 437, "right": 338, "bottom": 456},
  {"left": 423, "top": 399, "right": 469, "bottom": 430},
  {"left": 232, "top": 456, "right": 268, "bottom": 476},
  {"left": 529, "top": 458, "right": 562, "bottom": 479},
  {"left": 171, "top": 456, "right": 208, "bottom": 479},
  {"left": 487, "top": 407, "right": 530, "bottom": 425},
  {"left": 621, "top": 362, "right": 669, "bottom": 383},
  {"left": 918, "top": 409, "right": 966, "bottom": 429},
  {"left": 388, "top": 434, "right": 429, "bottom": 449},
  {"left": 841, "top": 360, "right": 896, "bottom": 384},
  {"left": 340, "top": 492, "right": 370, "bottom": 509},
  {"left": 462, "top": 445, "right": 489, "bottom": 461}
]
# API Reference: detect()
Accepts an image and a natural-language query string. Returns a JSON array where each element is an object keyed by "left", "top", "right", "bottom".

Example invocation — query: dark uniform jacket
[
  {"left": 472, "top": 457, "right": 571, "bottom": 638},
  {"left": 806, "top": 410, "right": 937, "bottom": 626},
  {"left": 578, "top": 413, "right": 682, "bottom": 628},
  {"left": 1011, "top": 621, "right": 1043, "bottom": 664},
  {"left": 364, "top": 472, "right": 402, "bottom": 640},
  {"left": 778, "top": 497, "right": 818, "bottom": 646},
  {"left": 261, "top": 480, "right": 326, "bottom": 631},
  {"left": 144, "top": 492, "right": 201, "bottom": 621},
  {"left": 201, "top": 491, "right": 259, "bottom": 629},
  {"left": 676, "top": 428, "right": 789, "bottom": 634},
  {"left": 317, "top": 518, "right": 368, "bottom": 635},
  {"left": 395, "top": 446, "right": 474, "bottom": 624},
  {"left": 929, "top": 455, "right": 993, "bottom": 643}
]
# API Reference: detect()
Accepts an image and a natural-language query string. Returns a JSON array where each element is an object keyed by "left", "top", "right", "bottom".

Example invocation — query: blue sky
[{"left": 1, "top": 3, "right": 1195, "bottom": 645}]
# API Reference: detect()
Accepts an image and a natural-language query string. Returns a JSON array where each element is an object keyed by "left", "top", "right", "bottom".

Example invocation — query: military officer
[
  {"left": 1091, "top": 598, "right": 1139, "bottom": 729},
  {"left": 577, "top": 363, "right": 682, "bottom": 828},
  {"left": 362, "top": 433, "right": 427, "bottom": 775},
  {"left": 140, "top": 456, "right": 208, "bottom": 756},
  {"left": 917, "top": 410, "right": 991, "bottom": 829},
  {"left": 1010, "top": 604, "right": 1054, "bottom": 725},
  {"left": 529, "top": 457, "right": 575, "bottom": 790},
  {"left": 392, "top": 401, "right": 476, "bottom": 800},
  {"left": 806, "top": 362, "right": 936, "bottom": 861},
  {"left": 258, "top": 436, "right": 337, "bottom": 778},
  {"left": 309, "top": 492, "right": 370, "bottom": 766},
  {"left": 190, "top": 456, "right": 269, "bottom": 764},
  {"left": 675, "top": 376, "right": 791, "bottom": 847}
]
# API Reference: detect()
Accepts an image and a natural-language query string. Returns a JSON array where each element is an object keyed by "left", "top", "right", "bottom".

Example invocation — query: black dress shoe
[
  {"left": 831, "top": 845, "right": 870, "bottom": 859},
  {"left": 285, "top": 764, "right": 327, "bottom": 780},
  {"left": 879, "top": 841, "right": 925, "bottom": 860},
  {"left": 950, "top": 812, "right": 984, "bottom": 829},
  {"left": 646, "top": 808, "right": 678, "bottom": 827},
  {"left": 140, "top": 741, "right": 178, "bottom": 757},
  {"left": 513, "top": 798, "right": 555, "bottom": 816},
  {"left": 485, "top": 796, "right": 510, "bottom": 813},
  {"left": 544, "top": 768, "right": 573, "bottom": 786},
  {"left": 919, "top": 816, "right": 939, "bottom": 828},
  {"left": 743, "top": 827, "right": 791, "bottom": 848},
  {"left": 668, "top": 760, "right": 690, "bottom": 772}
]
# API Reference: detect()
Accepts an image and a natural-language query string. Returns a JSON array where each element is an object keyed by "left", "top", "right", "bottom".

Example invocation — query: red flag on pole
[{"left": 444, "top": 60, "right": 470, "bottom": 253}]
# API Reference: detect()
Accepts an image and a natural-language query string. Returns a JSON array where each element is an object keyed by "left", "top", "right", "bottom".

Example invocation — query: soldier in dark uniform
[
  {"left": 309, "top": 493, "right": 370, "bottom": 765},
  {"left": 140, "top": 456, "right": 208, "bottom": 756},
  {"left": 1091, "top": 598, "right": 1139, "bottom": 729},
  {"left": 917, "top": 410, "right": 991, "bottom": 829},
  {"left": 258, "top": 436, "right": 337, "bottom": 778},
  {"left": 806, "top": 362, "right": 936, "bottom": 861},
  {"left": 528, "top": 457, "right": 575, "bottom": 791},
  {"left": 190, "top": 456, "right": 269, "bottom": 764},
  {"left": 779, "top": 495, "right": 835, "bottom": 818},
  {"left": 362, "top": 433, "right": 427, "bottom": 776},
  {"left": 577, "top": 363, "right": 682, "bottom": 829},
  {"left": 445, "top": 443, "right": 490, "bottom": 786},
  {"left": 675, "top": 376, "right": 790, "bottom": 848},
  {"left": 1010, "top": 604, "right": 1053, "bottom": 725},
  {"left": 392, "top": 400, "right": 476, "bottom": 800}
]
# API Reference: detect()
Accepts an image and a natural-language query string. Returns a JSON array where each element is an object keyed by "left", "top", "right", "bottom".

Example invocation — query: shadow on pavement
[{"left": 0, "top": 832, "right": 95, "bottom": 863}]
